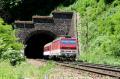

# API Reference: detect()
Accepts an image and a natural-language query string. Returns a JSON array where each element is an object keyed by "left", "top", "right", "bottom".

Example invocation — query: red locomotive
[{"left": 43, "top": 36, "right": 78, "bottom": 60}]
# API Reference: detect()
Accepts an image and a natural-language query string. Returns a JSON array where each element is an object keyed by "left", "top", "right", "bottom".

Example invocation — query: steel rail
[
  {"left": 29, "top": 59, "right": 120, "bottom": 78},
  {"left": 56, "top": 61, "right": 120, "bottom": 78}
]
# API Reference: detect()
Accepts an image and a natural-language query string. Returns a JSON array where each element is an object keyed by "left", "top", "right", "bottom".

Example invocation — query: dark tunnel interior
[{"left": 24, "top": 31, "right": 57, "bottom": 59}]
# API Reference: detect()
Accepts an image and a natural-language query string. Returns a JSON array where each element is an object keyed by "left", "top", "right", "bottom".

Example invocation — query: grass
[
  {"left": 80, "top": 52, "right": 120, "bottom": 66},
  {"left": 0, "top": 60, "right": 55, "bottom": 79}
]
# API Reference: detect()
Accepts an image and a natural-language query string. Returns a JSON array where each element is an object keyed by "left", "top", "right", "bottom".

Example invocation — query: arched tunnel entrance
[{"left": 24, "top": 30, "right": 57, "bottom": 59}]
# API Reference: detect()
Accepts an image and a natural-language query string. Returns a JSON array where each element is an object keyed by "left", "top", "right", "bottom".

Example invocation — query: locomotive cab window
[{"left": 61, "top": 39, "right": 76, "bottom": 44}]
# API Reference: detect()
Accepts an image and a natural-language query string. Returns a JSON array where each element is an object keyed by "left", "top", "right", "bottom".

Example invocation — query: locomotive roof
[
  {"left": 55, "top": 37, "right": 76, "bottom": 40},
  {"left": 44, "top": 37, "right": 77, "bottom": 47},
  {"left": 44, "top": 42, "right": 51, "bottom": 47}
]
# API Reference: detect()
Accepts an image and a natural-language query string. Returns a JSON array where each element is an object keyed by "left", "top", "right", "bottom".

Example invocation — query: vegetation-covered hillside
[{"left": 58, "top": 0, "right": 120, "bottom": 65}]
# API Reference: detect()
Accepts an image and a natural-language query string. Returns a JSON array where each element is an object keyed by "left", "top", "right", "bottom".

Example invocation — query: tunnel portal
[
  {"left": 14, "top": 12, "right": 76, "bottom": 59},
  {"left": 24, "top": 30, "right": 57, "bottom": 59}
]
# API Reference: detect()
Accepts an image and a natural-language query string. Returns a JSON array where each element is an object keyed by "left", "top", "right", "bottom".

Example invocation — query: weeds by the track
[{"left": 0, "top": 61, "right": 55, "bottom": 79}]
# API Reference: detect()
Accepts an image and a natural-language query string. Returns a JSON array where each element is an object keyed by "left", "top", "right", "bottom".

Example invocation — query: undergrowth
[{"left": 0, "top": 61, "right": 55, "bottom": 79}]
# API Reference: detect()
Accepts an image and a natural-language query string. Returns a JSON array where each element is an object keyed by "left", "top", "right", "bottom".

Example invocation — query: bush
[
  {"left": 2, "top": 48, "right": 25, "bottom": 66},
  {"left": 0, "top": 18, "right": 25, "bottom": 65}
]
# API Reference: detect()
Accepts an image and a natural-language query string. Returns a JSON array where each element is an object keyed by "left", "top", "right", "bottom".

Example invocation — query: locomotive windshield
[{"left": 61, "top": 39, "right": 76, "bottom": 44}]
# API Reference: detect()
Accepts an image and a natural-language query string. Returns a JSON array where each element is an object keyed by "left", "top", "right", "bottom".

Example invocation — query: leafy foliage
[
  {"left": 0, "top": 0, "right": 76, "bottom": 23},
  {"left": 0, "top": 0, "right": 21, "bottom": 8},
  {"left": 59, "top": 0, "right": 120, "bottom": 65},
  {"left": 0, "top": 18, "right": 24, "bottom": 65}
]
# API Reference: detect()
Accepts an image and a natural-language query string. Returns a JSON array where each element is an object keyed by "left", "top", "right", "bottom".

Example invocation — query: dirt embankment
[{"left": 27, "top": 59, "right": 47, "bottom": 67}]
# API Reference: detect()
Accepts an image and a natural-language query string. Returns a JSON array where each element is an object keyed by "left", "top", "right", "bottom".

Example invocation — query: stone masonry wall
[{"left": 14, "top": 12, "right": 76, "bottom": 44}]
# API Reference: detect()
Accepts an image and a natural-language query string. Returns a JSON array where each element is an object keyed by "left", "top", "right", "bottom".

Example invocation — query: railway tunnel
[{"left": 24, "top": 30, "right": 57, "bottom": 59}]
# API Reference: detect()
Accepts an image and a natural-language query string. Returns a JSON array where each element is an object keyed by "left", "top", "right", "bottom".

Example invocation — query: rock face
[{"left": 14, "top": 12, "right": 76, "bottom": 44}]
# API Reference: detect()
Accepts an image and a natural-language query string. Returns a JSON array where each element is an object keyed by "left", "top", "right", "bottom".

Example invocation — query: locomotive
[{"left": 43, "top": 36, "right": 78, "bottom": 61}]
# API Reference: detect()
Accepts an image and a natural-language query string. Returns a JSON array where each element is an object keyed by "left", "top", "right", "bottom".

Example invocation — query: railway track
[
  {"left": 56, "top": 61, "right": 120, "bottom": 79},
  {"left": 28, "top": 59, "right": 120, "bottom": 78}
]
